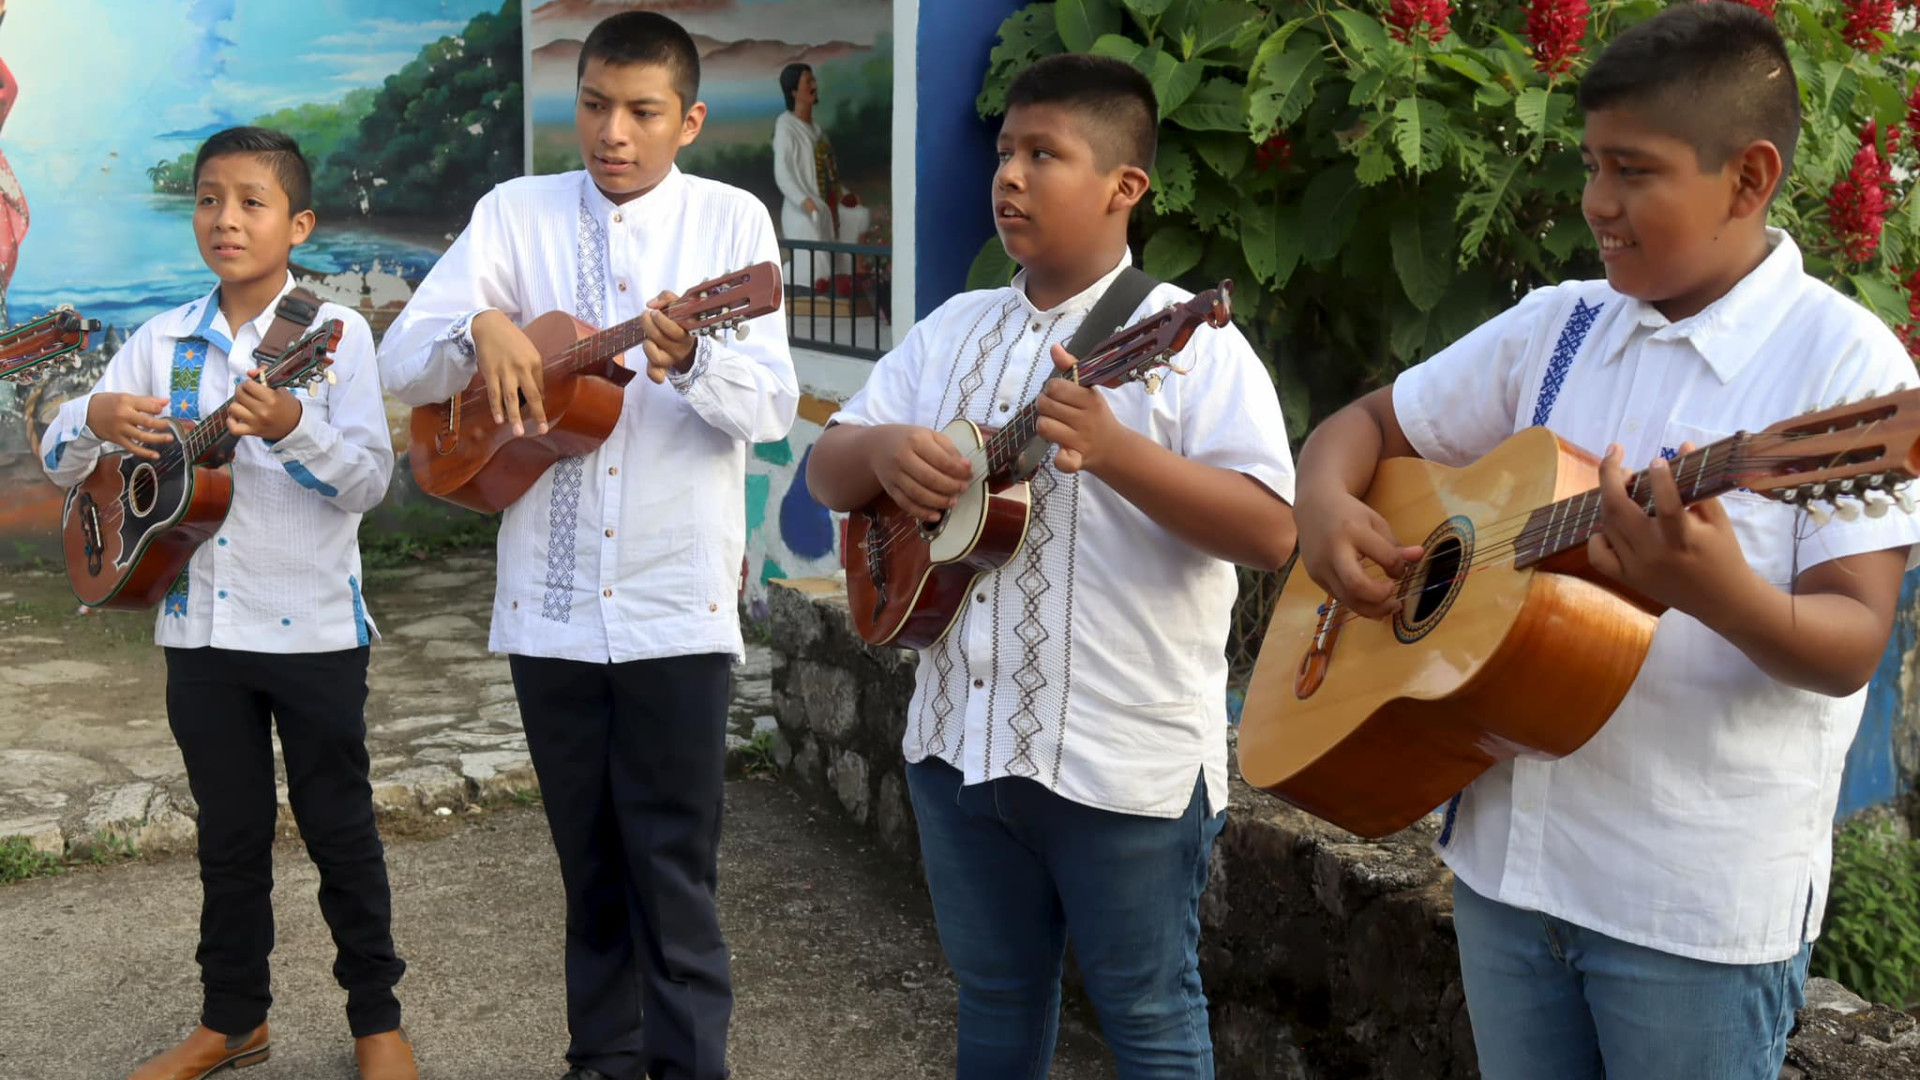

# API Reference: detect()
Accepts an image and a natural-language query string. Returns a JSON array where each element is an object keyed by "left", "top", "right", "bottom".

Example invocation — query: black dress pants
[
  {"left": 510, "top": 652, "right": 734, "bottom": 1080},
  {"left": 164, "top": 645, "right": 404, "bottom": 1038}
]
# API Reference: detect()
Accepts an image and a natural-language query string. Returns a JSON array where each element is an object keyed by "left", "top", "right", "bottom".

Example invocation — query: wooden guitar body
[
  {"left": 1239, "top": 427, "right": 1657, "bottom": 838},
  {"left": 61, "top": 419, "right": 235, "bottom": 609},
  {"left": 408, "top": 310, "right": 636, "bottom": 514},
  {"left": 846, "top": 419, "right": 1032, "bottom": 649}
]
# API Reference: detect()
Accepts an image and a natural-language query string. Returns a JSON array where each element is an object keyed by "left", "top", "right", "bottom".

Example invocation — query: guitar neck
[
  {"left": 978, "top": 375, "right": 1066, "bottom": 481},
  {"left": 178, "top": 402, "right": 240, "bottom": 464},
  {"left": 1514, "top": 436, "right": 1746, "bottom": 567},
  {"left": 549, "top": 311, "right": 654, "bottom": 378}
]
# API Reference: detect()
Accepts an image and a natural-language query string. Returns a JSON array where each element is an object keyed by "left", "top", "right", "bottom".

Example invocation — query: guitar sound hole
[{"left": 1393, "top": 516, "right": 1474, "bottom": 644}]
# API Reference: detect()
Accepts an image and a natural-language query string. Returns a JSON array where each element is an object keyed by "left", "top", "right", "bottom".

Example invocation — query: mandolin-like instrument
[
  {"left": 0, "top": 306, "right": 100, "bottom": 385},
  {"left": 407, "top": 261, "right": 782, "bottom": 513}
]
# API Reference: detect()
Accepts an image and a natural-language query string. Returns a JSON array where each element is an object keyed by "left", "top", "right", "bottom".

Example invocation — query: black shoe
[{"left": 560, "top": 1070, "right": 614, "bottom": 1080}]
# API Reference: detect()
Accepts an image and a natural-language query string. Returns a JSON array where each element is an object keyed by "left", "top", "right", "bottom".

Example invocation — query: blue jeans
[
  {"left": 1452, "top": 877, "right": 1810, "bottom": 1080},
  {"left": 905, "top": 758, "right": 1225, "bottom": 1080}
]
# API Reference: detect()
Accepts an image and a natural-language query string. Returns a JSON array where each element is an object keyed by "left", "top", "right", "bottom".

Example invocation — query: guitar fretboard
[{"left": 1513, "top": 436, "right": 1744, "bottom": 567}]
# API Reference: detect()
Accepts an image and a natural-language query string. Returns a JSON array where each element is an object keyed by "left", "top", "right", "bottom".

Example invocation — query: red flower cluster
[
  {"left": 1907, "top": 83, "right": 1920, "bottom": 153},
  {"left": 1526, "top": 0, "right": 1590, "bottom": 76},
  {"left": 1254, "top": 132, "right": 1294, "bottom": 172},
  {"left": 1386, "top": 0, "right": 1452, "bottom": 44},
  {"left": 1842, "top": 0, "right": 1894, "bottom": 50},
  {"left": 1828, "top": 123, "right": 1891, "bottom": 265}
]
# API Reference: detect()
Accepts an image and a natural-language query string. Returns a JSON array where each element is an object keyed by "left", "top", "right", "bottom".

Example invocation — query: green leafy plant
[
  {"left": 1814, "top": 817, "right": 1920, "bottom": 1008},
  {"left": 739, "top": 729, "right": 782, "bottom": 777},
  {"left": 973, "top": 0, "right": 1920, "bottom": 436},
  {"left": 0, "top": 837, "right": 64, "bottom": 885}
]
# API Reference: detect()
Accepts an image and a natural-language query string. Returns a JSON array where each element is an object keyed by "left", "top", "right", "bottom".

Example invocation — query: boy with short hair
[
  {"left": 39, "top": 126, "right": 414, "bottom": 1080},
  {"left": 378, "top": 12, "right": 796, "bottom": 1080},
  {"left": 1290, "top": 6, "right": 1920, "bottom": 1077},
  {"left": 807, "top": 53, "right": 1296, "bottom": 1079}
]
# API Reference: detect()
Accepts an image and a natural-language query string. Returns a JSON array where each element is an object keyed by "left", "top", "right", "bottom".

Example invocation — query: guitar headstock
[
  {"left": 0, "top": 306, "right": 102, "bottom": 385},
  {"left": 670, "top": 261, "right": 784, "bottom": 340},
  {"left": 1742, "top": 387, "right": 1920, "bottom": 521},
  {"left": 259, "top": 319, "right": 344, "bottom": 392},
  {"left": 1077, "top": 280, "right": 1234, "bottom": 391}
]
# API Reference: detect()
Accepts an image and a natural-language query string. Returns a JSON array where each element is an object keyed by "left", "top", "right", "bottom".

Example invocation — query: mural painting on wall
[
  {"left": 526, "top": 0, "right": 891, "bottom": 608},
  {"left": 0, "top": 0, "right": 523, "bottom": 551}
]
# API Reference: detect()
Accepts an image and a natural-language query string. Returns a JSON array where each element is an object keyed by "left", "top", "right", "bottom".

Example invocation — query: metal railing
[{"left": 780, "top": 239, "right": 893, "bottom": 360}]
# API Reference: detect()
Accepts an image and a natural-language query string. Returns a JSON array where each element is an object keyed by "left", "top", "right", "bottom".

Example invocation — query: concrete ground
[{"left": 0, "top": 778, "right": 1117, "bottom": 1080}]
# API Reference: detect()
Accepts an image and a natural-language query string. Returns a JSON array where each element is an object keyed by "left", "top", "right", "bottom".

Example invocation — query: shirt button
[
  {"left": 975, "top": 593, "right": 985, "bottom": 603},
  {"left": 618, "top": 281, "right": 629, "bottom": 292},
  {"left": 1031, "top": 322, "right": 1042, "bottom": 333},
  {"left": 216, "top": 537, "right": 227, "bottom": 546},
  {"left": 613, "top": 213, "right": 623, "bottom": 223},
  {"left": 605, "top": 529, "right": 615, "bottom": 538},
  {"left": 603, "top": 588, "right": 613, "bottom": 598},
  {"left": 998, "top": 403, "right": 1009, "bottom": 412},
  {"left": 512, "top": 601, "right": 519, "bottom": 610},
  {"left": 709, "top": 603, "right": 718, "bottom": 612},
  {"left": 973, "top": 679, "right": 984, "bottom": 688},
  {"left": 217, "top": 590, "right": 226, "bottom": 599},
  {"left": 608, "top": 466, "right": 619, "bottom": 476}
]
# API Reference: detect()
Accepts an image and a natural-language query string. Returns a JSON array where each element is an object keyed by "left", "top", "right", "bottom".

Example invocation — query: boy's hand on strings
[
  {"left": 1293, "top": 484, "right": 1425, "bottom": 620},
  {"left": 1035, "top": 344, "right": 1125, "bottom": 475},
  {"left": 228, "top": 371, "right": 302, "bottom": 442},
  {"left": 473, "top": 309, "right": 548, "bottom": 437},
  {"left": 1588, "top": 441, "right": 1753, "bottom": 617},
  {"left": 86, "top": 392, "right": 173, "bottom": 461},
  {"left": 641, "top": 291, "right": 696, "bottom": 384},
  {"left": 868, "top": 425, "right": 972, "bottom": 523}
]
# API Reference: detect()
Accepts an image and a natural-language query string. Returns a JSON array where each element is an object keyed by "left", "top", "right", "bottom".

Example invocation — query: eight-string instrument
[
  {"left": 407, "top": 262, "right": 782, "bottom": 513},
  {"left": 846, "top": 282, "right": 1235, "bottom": 648},
  {"left": 1237, "top": 390, "right": 1920, "bottom": 838},
  {"left": 60, "top": 321, "right": 343, "bottom": 609},
  {"left": 0, "top": 306, "right": 100, "bottom": 384}
]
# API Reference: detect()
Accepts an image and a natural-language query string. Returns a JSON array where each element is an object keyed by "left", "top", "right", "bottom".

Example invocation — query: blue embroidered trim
[
  {"left": 281, "top": 459, "right": 339, "bottom": 497},
  {"left": 1438, "top": 793, "right": 1463, "bottom": 847},
  {"left": 163, "top": 335, "right": 212, "bottom": 618},
  {"left": 448, "top": 310, "right": 479, "bottom": 360},
  {"left": 43, "top": 425, "right": 82, "bottom": 470},
  {"left": 669, "top": 337, "right": 711, "bottom": 394},
  {"left": 536, "top": 199, "right": 611, "bottom": 625},
  {"left": 349, "top": 574, "right": 369, "bottom": 647},
  {"left": 1530, "top": 299, "right": 1604, "bottom": 427}
]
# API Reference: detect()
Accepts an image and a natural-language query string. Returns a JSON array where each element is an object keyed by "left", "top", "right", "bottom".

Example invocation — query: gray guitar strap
[{"left": 1009, "top": 266, "right": 1160, "bottom": 480}]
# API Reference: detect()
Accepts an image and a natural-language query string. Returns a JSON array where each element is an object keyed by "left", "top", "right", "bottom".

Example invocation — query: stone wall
[{"left": 766, "top": 576, "right": 1920, "bottom": 1080}]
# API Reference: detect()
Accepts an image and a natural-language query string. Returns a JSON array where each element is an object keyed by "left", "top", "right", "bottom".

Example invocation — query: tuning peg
[
  {"left": 324, "top": 369, "right": 337, "bottom": 385},
  {"left": 1864, "top": 497, "right": 1891, "bottom": 519},
  {"left": 1897, "top": 489, "right": 1917, "bottom": 514},
  {"left": 1808, "top": 504, "right": 1832, "bottom": 527},
  {"left": 735, "top": 320, "right": 751, "bottom": 341},
  {"left": 1835, "top": 501, "right": 1862, "bottom": 522}
]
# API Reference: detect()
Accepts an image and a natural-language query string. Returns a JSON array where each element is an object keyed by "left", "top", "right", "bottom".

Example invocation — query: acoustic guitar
[
  {"left": 60, "top": 320, "right": 343, "bottom": 609},
  {"left": 0, "top": 305, "right": 100, "bottom": 384},
  {"left": 846, "top": 282, "right": 1234, "bottom": 648},
  {"left": 1237, "top": 390, "right": 1920, "bottom": 838},
  {"left": 408, "top": 261, "right": 782, "bottom": 513}
]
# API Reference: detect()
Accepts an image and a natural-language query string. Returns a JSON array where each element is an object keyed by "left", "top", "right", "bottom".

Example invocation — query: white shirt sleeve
[
  {"left": 1392, "top": 285, "right": 1564, "bottom": 466},
  {"left": 264, "top": 313, "right": 397, "bottom": 514},
  {"left": 377, "top": 186, "right": 523, "bottom": 407},
  {"left": 1175, "top": 315, "right": 1296, "bottom": 504},
  {"left": 670, "top": 200, "right": 799, "bottom": 444},
  {"left": 39, "top": 322, "right": 162, "bottom": 488}
]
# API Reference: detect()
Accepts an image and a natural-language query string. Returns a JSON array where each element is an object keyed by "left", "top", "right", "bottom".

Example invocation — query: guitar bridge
[{"left": 434, "top": 395, "right": 461, "bottom": 455}]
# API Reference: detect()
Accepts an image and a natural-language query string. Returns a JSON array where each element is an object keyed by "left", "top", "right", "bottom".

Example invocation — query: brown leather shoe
[
  {"left": 354, "top": 1027, "right": 419, "bottom": 1080},
  {"left": 127, "top": 1023, "right": 269, "bottom": 1079}
]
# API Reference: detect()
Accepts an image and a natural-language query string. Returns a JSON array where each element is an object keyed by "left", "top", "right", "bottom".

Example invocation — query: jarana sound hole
[{"left": 1393, "top": 516, "right": 1474, "bottom": 644}]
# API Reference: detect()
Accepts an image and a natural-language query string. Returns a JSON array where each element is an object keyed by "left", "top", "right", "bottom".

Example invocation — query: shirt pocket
[{"left": 1660, "top": 419, "right": 1797, "bottom": 587}]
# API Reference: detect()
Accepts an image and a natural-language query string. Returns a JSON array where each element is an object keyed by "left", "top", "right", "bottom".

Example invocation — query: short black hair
[
  {"left": 578, "top": 11, "right": 701, "bottom": 112},
  {"left": 1578, "top": 1, "right": 1800, "bottom": 186},
  {"left": 780, "top": 63, "right": 811, "bottom": 112},
  {"left": 1004, "top": 54, "right": 1158, "bottom": 172},
  {"left": 192, "top": 126, "right": 313, "bottom": 216}
]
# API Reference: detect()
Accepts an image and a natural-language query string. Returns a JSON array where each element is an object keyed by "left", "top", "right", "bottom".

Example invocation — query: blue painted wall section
[
  {"left": 914, "top": 0, "right": 1026, "bottom": 319},
  {"left": 779, "top": 445, "right": 836, "bottom": 560},
  {"left": 1839, "top": 568, "right": 1920, "bottom": 818}
]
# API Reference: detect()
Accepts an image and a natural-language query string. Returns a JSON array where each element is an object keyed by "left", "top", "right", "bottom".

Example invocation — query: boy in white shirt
[
  {"left": 807, "top": 54, "right": 1296, "bottom": 1080},
  {"left": 1291, "top": 6, "right": 1920, "bottom": 1078},
  {"left": 378, "top": 12, "right": 795, "bottom": 1080},
  {"left": 40, "top": 126, "right": 414, "bottom": 1080}
]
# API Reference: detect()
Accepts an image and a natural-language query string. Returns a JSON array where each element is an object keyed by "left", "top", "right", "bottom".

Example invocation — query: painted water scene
[{"left": 0, "top": 0, "right": 521, "bottom": 542}]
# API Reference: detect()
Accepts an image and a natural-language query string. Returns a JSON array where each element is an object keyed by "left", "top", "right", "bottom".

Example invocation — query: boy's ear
[
  {"left": 678, "top": 100, "right": 708, "bottom": 149},
  {"left": 1728, "top": 139, "right": 1783, "bottom": 221},
  {"left": 1110, "top": 163, "right": 1150, "bottom": 215},
  {"left": 290, "top": 208, "right": 316, "bottom": 247}
]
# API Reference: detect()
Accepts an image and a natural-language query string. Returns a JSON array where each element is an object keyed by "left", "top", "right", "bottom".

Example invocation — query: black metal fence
[{"left": 780, "top": 239, "right": 893, "bottom": 360}]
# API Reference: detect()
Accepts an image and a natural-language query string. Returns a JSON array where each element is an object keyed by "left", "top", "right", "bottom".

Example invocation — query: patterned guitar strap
[{"left": 1435, "top": 295, "right": 1604, "bottom": 848}]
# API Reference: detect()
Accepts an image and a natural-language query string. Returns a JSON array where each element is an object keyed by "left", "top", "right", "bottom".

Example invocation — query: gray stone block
[
  {"left": 792, "top": 660, "right": 859, "bottom": 741},
  {"left": 875, "top": 770, "right": 915, "bottom": 859},
  {"left": 767, "top": 581, "right": 824, "bottom": 658},
  {"left": 828, "top": 750, "right": 871, "bottom": 826}
]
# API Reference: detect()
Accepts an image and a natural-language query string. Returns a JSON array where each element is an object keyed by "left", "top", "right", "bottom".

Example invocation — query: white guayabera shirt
[
  {"left": 832, "top": 252, "right": 1297, "bottom": 819},
  {"left": 380, "top": 168, "right": 797, "bottom": 665},
  {"left": 1395, "top": 230, "right": 1920, "bottom": 964}
]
